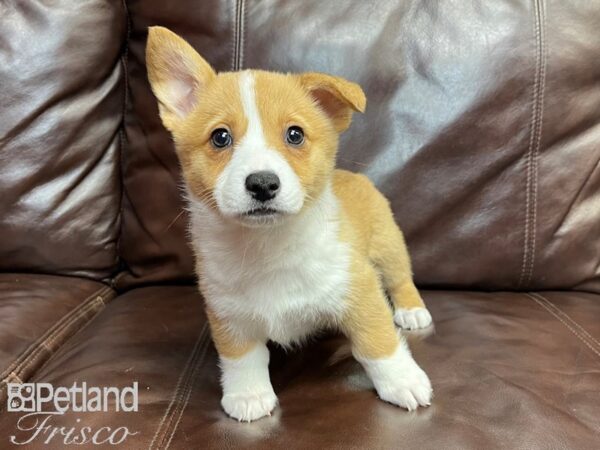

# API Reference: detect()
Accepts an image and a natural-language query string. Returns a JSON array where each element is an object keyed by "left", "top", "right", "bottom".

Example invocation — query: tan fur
[
  {"left": 146, "top": 27, "right": 427, "bottom": 363},
  {"left": 205, "top": 307, "right": 256, "bottom": 359},
  {"left": 334, "top": 171, "right": 425, "bottom": 359},
  {"left": 334, "top": 171, "right": 425, "bottom": 310},
  {"left": 174, "top": 72, "right": 247, "bottom": 207}
]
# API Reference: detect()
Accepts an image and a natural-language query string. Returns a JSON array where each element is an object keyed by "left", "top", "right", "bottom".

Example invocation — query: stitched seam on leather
[
  {"left": 3, "top": 292, "right": 107, "bottom": 378},
  {"left": 230, "top": 0, "right": 238, "bottom": 71},
  {"left": 148, "top": 324, "right": 210, "bottom": 450},
  {"left": 531, "top": 293, "right": 600, "bottom": 348},
  {"left": 2, "top": 294, "right": 109, "bottom": 385},
  {"left": 527, "top": 0, "right": 546, "bottom": 286},
  {"left": 526, "top": 294, "right": 600, "bottom": 360},
  {"left": 0, "top": 373, "right": 23, "bottom": 393},
  {"left": 232, "top": 0, "right": 246, "bottom": 70},
  {"left": 518, "top": 3, "right": 537, "bottom": 288},
  {"left": 0, "top": 293, "right": 108, "bottom": 392},
  {"left": 0, "top": 374, "right": 23, "bottom": 409},
  {"left": 231, "top": 0, "right": 244, "bottom": 71},
  {"left": 0, "top": 297, "right": 107, "bottom": 412},
  {"left": 519, "top": 0, "right": 546, "bottom": 288},
  {"left": 7, "top": 373, "right": 23, "bottom": 384},
  {"left": 17, "top": 298, "right": 106, "bottom": 377},
  {"left": 113, "top": 0, "right": 131, "bottom": 288},
  {"left": 2, "top": 306, "right": 101, "bottom": 405},
  {"left": 238, "top": 0, "right": 246, "bottom": 70},
  {"left": 0, "top": 286, "right": 113, "bottom": 405},
  {"left": 163, "top": 325, "right": 211, "bottom": 449},
  {"left": 0, "top": 285, "right": 112, "bottom": 382},
  {"left": 157, "top": 325, "right": 210, "bottom": 449}
]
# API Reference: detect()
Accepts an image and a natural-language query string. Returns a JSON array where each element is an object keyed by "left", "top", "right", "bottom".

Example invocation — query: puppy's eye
[
  {"left": 211, "top": 128, "right": 232, "bottom": 149},
  {"left": 285, "top": 126, "right": 304, "bottom": 146}
]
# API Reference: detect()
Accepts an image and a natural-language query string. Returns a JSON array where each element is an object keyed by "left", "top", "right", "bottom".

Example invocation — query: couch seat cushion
[
  {"left": 0, "top": 274, "right": 114, "bottom": 404},
  {"left": 1, "top": 288, "right": 598, "bottom": 448}
]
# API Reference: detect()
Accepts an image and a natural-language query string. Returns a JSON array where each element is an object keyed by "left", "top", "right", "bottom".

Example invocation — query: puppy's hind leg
[
  {"left": 341, "top": 263, "right": 432, "bottom": 410},
  {"left": 369, "top": 202, "right": 432, "bottom": 330}
]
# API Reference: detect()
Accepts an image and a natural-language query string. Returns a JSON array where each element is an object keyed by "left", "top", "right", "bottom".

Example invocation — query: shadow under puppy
[{"left": 146, "top": 26, "right": 433, "bottom": 422}]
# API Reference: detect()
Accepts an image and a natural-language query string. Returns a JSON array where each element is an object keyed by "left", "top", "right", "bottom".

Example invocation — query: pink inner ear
[
  {"left": 164, "top": 53, "right": 199, "bottom": 118},
  {"left": 168, "top": 75, "right": 197, "bottom": 117}
]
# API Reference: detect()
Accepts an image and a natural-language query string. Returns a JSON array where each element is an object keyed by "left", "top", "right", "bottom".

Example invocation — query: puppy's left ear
[
  {"left": 146, "top": 26, "right": 216, "bottom": 131},
  {"left": 299, "top": 73, "right": 366, "bottom": 132}
]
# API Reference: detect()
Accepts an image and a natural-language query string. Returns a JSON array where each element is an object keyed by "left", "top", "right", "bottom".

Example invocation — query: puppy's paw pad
[
  {"left": 377, "top": 364, "right": 432, "bottom": 410},
  {"left": 221, "top": 390, "right": 278, "bottom": 422},
  {"left": 394, "top": 307, "right": 432, "bottom": 330}
]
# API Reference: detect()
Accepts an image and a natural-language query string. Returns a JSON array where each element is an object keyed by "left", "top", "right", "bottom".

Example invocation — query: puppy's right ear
[{"left": 146, "top": 26, "right": 215, "bottom": 131}]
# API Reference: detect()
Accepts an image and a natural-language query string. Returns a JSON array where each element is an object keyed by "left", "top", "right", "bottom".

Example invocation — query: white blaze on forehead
[
  {"left": 239, "top": 71, "right": 266, "bottom": 150},
  {"left": 235, "top": 70, "right": 283, "bottom": 171}
]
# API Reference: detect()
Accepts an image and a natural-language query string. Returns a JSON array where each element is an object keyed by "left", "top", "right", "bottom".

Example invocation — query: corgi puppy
[{"left": 146, "top": 26, "right": 433, "bottom": 422}]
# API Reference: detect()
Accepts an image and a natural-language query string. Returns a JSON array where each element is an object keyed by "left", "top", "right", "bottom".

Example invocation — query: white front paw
[
  {"left": 357, "top": 341, "right": 432, "bottom": 411},
  {"left": 394, "top": 307, "right": 432, "bottom": 330},
  {"left": 375, "top": 360, "right": 432, "bottom": 410},
  {"left": 221, "top": 389, "right": 278, "bottom": 422}
]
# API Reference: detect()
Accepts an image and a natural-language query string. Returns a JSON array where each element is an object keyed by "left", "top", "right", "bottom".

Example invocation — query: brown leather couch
[{"left": 1, "top": 1, "right": 599, "bottom": 448}]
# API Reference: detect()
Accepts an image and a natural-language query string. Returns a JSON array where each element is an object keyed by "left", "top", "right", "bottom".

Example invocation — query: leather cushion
[
  {"left": 2, "top": 287, "right": 597, "bottom": 448},
  {"left": 0, "top": 0, "right": 126, "bottom": 279},
  {"left": 0, "top": 274, "right": 115, "bottom": 403}
]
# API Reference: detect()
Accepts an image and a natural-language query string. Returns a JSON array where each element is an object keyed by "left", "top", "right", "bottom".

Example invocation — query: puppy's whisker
[
  {"left": 338, "top": 157, "right": 370, "bottom": 168},
  {"left": 162, "top": 209, "right": 186, "bottom": 234}
]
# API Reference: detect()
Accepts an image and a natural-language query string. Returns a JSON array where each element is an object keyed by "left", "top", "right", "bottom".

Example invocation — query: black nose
[{"left": 245, "top": 171, "right": 280, "bottom": 202}]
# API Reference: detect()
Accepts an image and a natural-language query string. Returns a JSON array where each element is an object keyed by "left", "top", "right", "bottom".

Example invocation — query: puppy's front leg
[
  {"left": 206, "top": 308, "right": 277, "bottom": 422},
  {"left": 341, "top": 265, "right": 432, "bottom": 410}
]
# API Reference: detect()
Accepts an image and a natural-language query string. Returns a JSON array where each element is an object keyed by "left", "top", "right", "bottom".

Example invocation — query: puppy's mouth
[
  {"left": 234, "top": 206, "right": 288, "bottom": 227},
  {"left": 243, "top": 207, "right": 280, "bottom": 217}
]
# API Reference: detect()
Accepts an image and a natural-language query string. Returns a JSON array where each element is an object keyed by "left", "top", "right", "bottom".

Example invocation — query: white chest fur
[{"left": 187, "top": 185, "right": 351, "bottom": 346}]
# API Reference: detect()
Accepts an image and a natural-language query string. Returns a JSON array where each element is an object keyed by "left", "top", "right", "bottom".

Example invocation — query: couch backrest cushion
[
  {"left": 0, "top": 0, "right": 126, "bottom": 280},
  {"left": 119, "top": 0, "right": 600, "bottom": 293},
  {"left": 119, "top": 0, "right": 234, "bottom": 287}
]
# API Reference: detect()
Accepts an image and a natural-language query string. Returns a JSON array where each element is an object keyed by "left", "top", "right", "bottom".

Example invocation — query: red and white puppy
[{"left": 146, "top": 26, "right": 433, "bottom": 422}]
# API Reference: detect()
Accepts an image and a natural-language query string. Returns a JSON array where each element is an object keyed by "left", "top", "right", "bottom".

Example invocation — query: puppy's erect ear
[
  {"left": 146, "top": 26, "right": 216, "bottom": 130},
  {"left": 299, "top": 73, "right": 366, "bottom": 132}
]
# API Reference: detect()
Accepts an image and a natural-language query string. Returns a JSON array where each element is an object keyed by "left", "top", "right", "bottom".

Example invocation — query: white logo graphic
[
  {"left": 7, "top": 383, "right": 36, "bottom": 412},
  {"left": 6, "top": 382, "right": 140, "bottom": 446}
]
